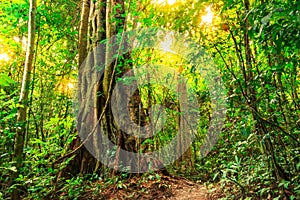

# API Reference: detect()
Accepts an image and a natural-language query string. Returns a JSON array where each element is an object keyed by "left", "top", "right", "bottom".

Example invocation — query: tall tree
[
  {"left": 75, "top": 0, "right": 134, "bottom": 174},
  {"left": 74, "top": 0, "right": 157, "bottom": 174},
  {"left": 11, "top": 0, "right": 36, "bottom": 198}
]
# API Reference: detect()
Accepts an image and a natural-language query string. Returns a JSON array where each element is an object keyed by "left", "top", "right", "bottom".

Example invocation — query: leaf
[
  {"left": 261, "top": 13, "right": 272, "bottom": 26},
  {"left": 296, "top": 161, "right": 300, "bottom": 170},
  {"left": 212, "top": 172, "right": 219, "bottom": 181},
  {"left": 155, "top": 173, "right": 161, "bottom": 180},
  {"left": 0, "top": 74, "right": 15, "bottom": 86},
  {"left": 0, "top": 166, "right": 17, "bottom": 172},
  {"left": 257, "top": 12, "right": 273, "bottom": 38}
]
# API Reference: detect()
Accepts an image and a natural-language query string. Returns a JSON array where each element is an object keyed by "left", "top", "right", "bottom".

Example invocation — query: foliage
[{"left": 0, "top": 0, "right": 299, "bottom": 199}]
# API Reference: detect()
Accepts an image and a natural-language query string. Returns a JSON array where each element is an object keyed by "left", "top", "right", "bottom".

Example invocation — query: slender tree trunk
[
  {"left": 11, "top": 0, "right": 36, "bottom": 198},
  {"left": 176, "top": 73, "right": 193, "bottom": 171}
]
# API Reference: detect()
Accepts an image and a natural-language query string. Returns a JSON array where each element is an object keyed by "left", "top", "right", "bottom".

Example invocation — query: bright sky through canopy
[
  {"left": 155, "top": 0, "right": 177, "bottom": 5},
  {"left": 160, "top": 32, "right": 174, "bottom": 52},
  {"left": 66, "top": 82, "right": 74, "bottom": 90},
  {"left": 202, "top": 5, "right": 213, "bottom": 24},
  {"left": 0, "top": 53, "right": 10, "bottom": 62}
]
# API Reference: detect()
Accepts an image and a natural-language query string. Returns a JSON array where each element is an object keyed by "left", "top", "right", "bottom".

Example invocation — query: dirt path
[
  {"left": 169, "top": 179, "right": 208, "bottom": 200},
  {"left": 81, "top": 174, "right": 221, "bottom": 199}
]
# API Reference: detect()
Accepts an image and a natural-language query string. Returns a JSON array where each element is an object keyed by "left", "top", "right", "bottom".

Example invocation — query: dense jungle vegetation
[{"left": 0, "top": 0, "right": 299, "bottom": 199}]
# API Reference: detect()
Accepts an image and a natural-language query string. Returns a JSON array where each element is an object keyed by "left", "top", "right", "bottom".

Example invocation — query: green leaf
[{"left": 0, "top": 74, "right": 15, "bottom": 86}]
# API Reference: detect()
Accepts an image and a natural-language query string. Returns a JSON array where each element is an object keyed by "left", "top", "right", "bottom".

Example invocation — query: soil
[{"left": 80, "top": 174, "right": 223, "bottom": 200}]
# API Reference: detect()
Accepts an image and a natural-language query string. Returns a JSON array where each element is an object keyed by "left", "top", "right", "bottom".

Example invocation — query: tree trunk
[
  {"left": 175, "top": 73, "right": 193, "bottom": 171},
  {"left": 11, "top": 0, "right": 36, "bottom": 198},
  {"left": 76, "top": 0, "right": 148, "bottom": 174},
  {"left": 78, "top": 0, "right": 90, "bottom": 67}
]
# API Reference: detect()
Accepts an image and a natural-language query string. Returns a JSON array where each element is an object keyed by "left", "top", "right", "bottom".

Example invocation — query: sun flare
[
  {"left": 66, "top": 82, "right": 75, "bottom": 90},
  {"left": 0, "top": 53, "right": 10, "bottom": 62},
  {"left": 201, "top": 5, "right": 213, "bottom": 24}
]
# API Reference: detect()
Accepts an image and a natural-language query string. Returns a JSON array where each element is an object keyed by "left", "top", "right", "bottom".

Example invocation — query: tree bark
[
  {"left": 11, "top": 0, "right": 36, "bottom": 198},
  {"left": 78, "top": 0, "right": 90, "bottom": 67}
]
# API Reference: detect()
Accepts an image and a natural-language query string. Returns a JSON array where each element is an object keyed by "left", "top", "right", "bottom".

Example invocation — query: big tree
[
  {"left": 75, "top": 0, "right": 149, "bottom": 174},
  {"left": 72, "top": 0, "right": 198, "bottom": 175}
]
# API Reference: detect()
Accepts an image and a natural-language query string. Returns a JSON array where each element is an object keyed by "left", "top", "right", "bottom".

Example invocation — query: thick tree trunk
[
  {"left": 76, "top": 0, "right": 107, "bottom": 174},
  {"left": 75, "top": 0, "right": 161, "bottom": 175},
  {"left": 11, "top": 0, "right": 36, "bottom": 198},
  {"left": 76, "top": 0, "right": 146, "bottom": 174},
  {"left": 78, "top": 0, "right": 90, "bottom": 67}
]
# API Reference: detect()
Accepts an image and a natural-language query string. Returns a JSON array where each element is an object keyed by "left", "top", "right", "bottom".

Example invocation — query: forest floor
[{"left": 80, "top": 173, "right": 224, "bottom": 200}]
